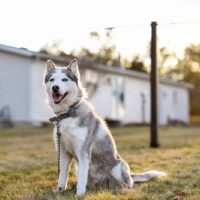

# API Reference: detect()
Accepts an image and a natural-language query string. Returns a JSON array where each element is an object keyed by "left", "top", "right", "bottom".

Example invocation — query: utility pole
[{"left": 150, "top": 21, "right": 159, "bottom": 148}]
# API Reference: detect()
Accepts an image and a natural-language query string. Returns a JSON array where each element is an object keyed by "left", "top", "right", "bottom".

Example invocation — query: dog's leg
[
  {"left": 76, "top": 156, "right": 89, "bottom": 196},
  {"left": 57, "top": 150, "right": 72, "bottom": 191}
]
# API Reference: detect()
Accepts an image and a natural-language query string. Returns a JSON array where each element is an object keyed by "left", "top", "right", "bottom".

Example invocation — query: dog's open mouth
[{"left": 53, "top": 92, "right": 68, "bottom": 104}]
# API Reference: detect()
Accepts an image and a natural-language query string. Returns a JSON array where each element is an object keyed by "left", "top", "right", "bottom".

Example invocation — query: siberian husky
[{"left": 44, "top": 59, "right": 166, "bottom": 196}]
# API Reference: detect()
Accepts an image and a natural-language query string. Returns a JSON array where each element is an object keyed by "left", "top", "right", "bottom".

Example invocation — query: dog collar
[{"left": 49, "top": 101, "right": 81, "bottom": 123}]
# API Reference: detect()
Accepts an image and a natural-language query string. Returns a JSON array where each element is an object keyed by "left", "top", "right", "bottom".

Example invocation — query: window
[{"left": 111, "top": 77, "right": 125, "bottom": 119}]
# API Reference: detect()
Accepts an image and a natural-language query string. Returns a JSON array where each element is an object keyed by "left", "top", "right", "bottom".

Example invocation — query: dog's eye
[
  {"left": 49, "top": 78, "right": 54, "bottom": 82},
  {"left": 62, "top": 78, "right": 68, "bottom": 82}
]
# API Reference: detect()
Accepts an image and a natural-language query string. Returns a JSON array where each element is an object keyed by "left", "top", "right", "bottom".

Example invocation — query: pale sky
[{"left": 0, "top": 0, "right": 200, "bottom": 59}]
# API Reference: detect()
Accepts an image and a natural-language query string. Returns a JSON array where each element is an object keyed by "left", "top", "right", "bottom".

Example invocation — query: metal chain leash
[
  {"left": 49, "top": 102, "right": 81, "bottom": 179},
  {"left": 56, "top": 123, "right": 61, "bottom": 177}
]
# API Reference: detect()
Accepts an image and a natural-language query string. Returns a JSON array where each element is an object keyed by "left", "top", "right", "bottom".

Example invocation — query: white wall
[
  {"left": 124, "top": 78, "right": 190, "bottom": 125},
  {"left": 123, "top": 77, "right": 150, "bottom": 124},
  {"left": 30, "top": 59, "right": 53, "bottom": 123},
  {"left": 90, "top": 72, "right": 190, "bottom": 125},
  {"left": 0, "top": 52, "right": 31, "bottom": 122},
  {"left": 89, "top": 73, "right": 151, "bottom": 124},
  {"left": 159, "top": 85, "right": 189, "bottom": 125},
  {"left": 90, "top": 75, "right": 112, "bottom": 119}
]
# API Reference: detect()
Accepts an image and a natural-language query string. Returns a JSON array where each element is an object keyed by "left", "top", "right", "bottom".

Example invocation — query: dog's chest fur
[{"left": 54, "top": 117, "right": 88, "bottom": 158}]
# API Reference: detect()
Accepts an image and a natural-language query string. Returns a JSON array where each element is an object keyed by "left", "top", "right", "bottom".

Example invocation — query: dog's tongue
[{"left": 53, "top": 94, "right": 63, "bottom": 103}]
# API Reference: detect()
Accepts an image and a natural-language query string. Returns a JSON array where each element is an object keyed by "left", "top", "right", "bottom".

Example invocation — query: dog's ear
[
  {"left": 46, "top": 60, "right": 55, "bottom": 74},
  {"left": 68, "top": 59, "right": 80, "bottom": 80}
]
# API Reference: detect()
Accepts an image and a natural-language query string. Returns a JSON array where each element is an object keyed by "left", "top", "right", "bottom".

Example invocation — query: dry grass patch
[{"left": 0, "top": 126, "right": 200, "bottom": 199}]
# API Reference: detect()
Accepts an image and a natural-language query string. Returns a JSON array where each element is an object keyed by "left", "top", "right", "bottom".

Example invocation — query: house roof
[{"left": 0, "top": 43, "right": 193, "bottom": 89}]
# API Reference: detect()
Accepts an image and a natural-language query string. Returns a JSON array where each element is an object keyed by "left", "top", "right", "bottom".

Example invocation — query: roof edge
[{"left": 0, "top": 43, "right": 193, "bottom": 89}]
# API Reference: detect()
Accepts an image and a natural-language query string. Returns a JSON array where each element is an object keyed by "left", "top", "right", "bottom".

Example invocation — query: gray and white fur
[{"left": 44, "top": 59, "right": 166, "bottom": 196}]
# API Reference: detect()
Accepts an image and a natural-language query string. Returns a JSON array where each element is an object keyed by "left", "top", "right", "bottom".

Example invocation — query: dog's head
[{"left": 44, "top": 59, "right": 84, "bottom": 111}]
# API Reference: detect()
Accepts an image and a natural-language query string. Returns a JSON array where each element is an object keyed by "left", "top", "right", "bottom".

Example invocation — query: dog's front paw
[
  {"left": 75, "top": 193, "right": 85, "bottom": 198},
  {"left": 76, "top": 189, "right": 86, "bottom": 197},
  {"left": 76, "top": 184, "right": 86, "bottom": 197}
]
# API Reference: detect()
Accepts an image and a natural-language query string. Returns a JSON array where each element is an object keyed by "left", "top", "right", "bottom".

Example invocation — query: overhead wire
[{"left": 104, "top": 20, "right": 200, "bottom": 30}]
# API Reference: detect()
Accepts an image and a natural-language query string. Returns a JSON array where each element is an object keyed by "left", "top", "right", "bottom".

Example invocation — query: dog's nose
[{"left": 52, "top": 85, "right": 59, "bottom": 92}]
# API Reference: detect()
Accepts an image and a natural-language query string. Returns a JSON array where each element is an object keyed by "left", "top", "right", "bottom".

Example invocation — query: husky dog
[{"left": 44, "top": 59, "right": 166, "bottom": 196}]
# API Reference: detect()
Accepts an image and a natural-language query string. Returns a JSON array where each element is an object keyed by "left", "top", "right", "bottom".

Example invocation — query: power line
[
  {"left": 159, "top": 20, "right": 200, "bottom": 26},
  {"left": 104, "top": 20, "right": 200, "bottom": 30},
  {"left": 105, "top": 24, "right": 150, "bottom": 30}
]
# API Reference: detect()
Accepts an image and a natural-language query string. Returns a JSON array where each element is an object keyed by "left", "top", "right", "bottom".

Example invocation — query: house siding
[
  {"left": 90, "top": 75, "right": 112, "bottom": 119},
  {"left": 0, "top": 52, "right": 31, "bottom": 122},
  {"left": 89, "top": 70, "right": 190, "bottom": 125},
  {"left": 0, "top": 46, "right": 191, "bottom": 125},
  {"left": 159, "top": 85, "right": 189, "bottom": 125},
  {"left": 123, "top": 78, "right": 150, "bottom": 124},
  {"left": 30, "top": 59, "right": 53, "bottom": 123}
]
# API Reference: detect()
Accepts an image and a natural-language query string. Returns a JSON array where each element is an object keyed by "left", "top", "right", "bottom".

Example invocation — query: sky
[{"left": 0, "top": 0, "right": 200, "bottom": 60}]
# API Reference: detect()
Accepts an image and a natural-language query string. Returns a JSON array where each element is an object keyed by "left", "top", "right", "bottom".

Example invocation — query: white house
[{"left": 0, "top": 44, "right": 193, "bottom": 126}]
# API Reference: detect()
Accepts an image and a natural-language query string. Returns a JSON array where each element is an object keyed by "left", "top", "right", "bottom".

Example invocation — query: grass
[{"left": 0, "top": 126, "right": 200, "bottom": 200}]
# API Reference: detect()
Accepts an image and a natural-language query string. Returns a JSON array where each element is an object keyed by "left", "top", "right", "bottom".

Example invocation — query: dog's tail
[{"left": 131, "top": 170, "right": 167, "bottom": 183}]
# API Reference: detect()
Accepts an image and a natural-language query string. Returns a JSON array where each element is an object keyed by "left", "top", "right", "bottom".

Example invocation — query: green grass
[{"left": 0, "top": 126, "right": 200, "bottom": 200}]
